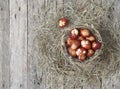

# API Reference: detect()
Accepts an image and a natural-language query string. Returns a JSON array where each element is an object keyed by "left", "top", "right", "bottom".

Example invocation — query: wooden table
[{"left": 0, "top": 0, "right": 120, "bottom": 89}]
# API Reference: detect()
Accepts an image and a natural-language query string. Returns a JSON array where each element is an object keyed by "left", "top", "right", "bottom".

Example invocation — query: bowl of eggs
[{"left": 61, "top": 25, "right": 103, "bottom": 63}]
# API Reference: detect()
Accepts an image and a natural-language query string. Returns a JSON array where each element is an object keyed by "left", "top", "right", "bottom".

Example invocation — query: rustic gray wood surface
[{"left": 0, "top": 0, "right": 120, "bottom": 89}]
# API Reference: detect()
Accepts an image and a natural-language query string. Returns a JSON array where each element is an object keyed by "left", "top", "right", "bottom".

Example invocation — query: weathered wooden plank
[
  {"left": 9, "top": 0, "right": 27, "bottom": 89},
  {"left": 0, "top": 21, "right": 2, "bottom": 89},
  {"left": 0, "top": 0, "right": 10, "bottom": 89},
  {"left": 28, "top": 0, "right": 43, "bottom": 88}
]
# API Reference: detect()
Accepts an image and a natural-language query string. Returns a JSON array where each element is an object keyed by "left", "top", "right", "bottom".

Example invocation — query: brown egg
[
  {"left": 78, "top": 54, "right": 86, "bottom": 62},
  {"left": 92, "top": 41, "right": 101, "bottom": 50},
  {"left": 59, "top": 18, "right": 68, "bottom": 28},
  {"left": 70, "top": 28, "right": 79, "bottom": 39},
  {"left": 66, "top": 37, "right": 73, "bottom": 47},
  {"left": 71, "top": 40, "right": 81, "bottom": 50},
  {"left": 87, "top": 49, "right": 95, "bottom": 57},
  {"left": 81, "top": 40, "right": 91, "bottom": 49},
  {"left": 80, "top": 28, "right": 90, "bottom": 37},
  {"left": 86, "top": 35, "right": 96, "bottom": 42},
  {"left": 68, "top": 47, "right": 77, "bottom": 57},
  {"left": 76, "top": 48, "right": 87, "bottom": 56}
]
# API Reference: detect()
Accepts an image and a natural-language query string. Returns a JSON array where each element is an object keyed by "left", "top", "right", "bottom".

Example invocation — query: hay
[{"left": 33, "top": 0, "right": 120, "bottom": 88}]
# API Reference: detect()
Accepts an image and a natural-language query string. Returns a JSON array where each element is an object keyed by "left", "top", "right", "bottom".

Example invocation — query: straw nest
[{"left": 33, "top": 0, "right": 120, "bottom": 87}]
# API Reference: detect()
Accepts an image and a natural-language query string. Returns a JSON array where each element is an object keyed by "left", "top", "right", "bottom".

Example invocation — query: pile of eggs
[{"left": 65, "top": 28, "right": 101, "bottom": 62}]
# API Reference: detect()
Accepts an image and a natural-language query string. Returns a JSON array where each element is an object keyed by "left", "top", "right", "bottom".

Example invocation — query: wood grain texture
[
  {"left": 10, "top": 0, "right": 27, "bottom": 89},
  {"left": 0, "top": 0, "right": 10, "bottom": 89},
  {"left": 0, "top": 0, "right": 120, "bottom": 89},
  {"left": 28, "top": 0, "right": 42, "bottom": 88}
]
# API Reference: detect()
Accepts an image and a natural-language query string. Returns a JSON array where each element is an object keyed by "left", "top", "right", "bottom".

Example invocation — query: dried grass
[{"left": 33, "top": 0, "right": 120, "bottom": 88}]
